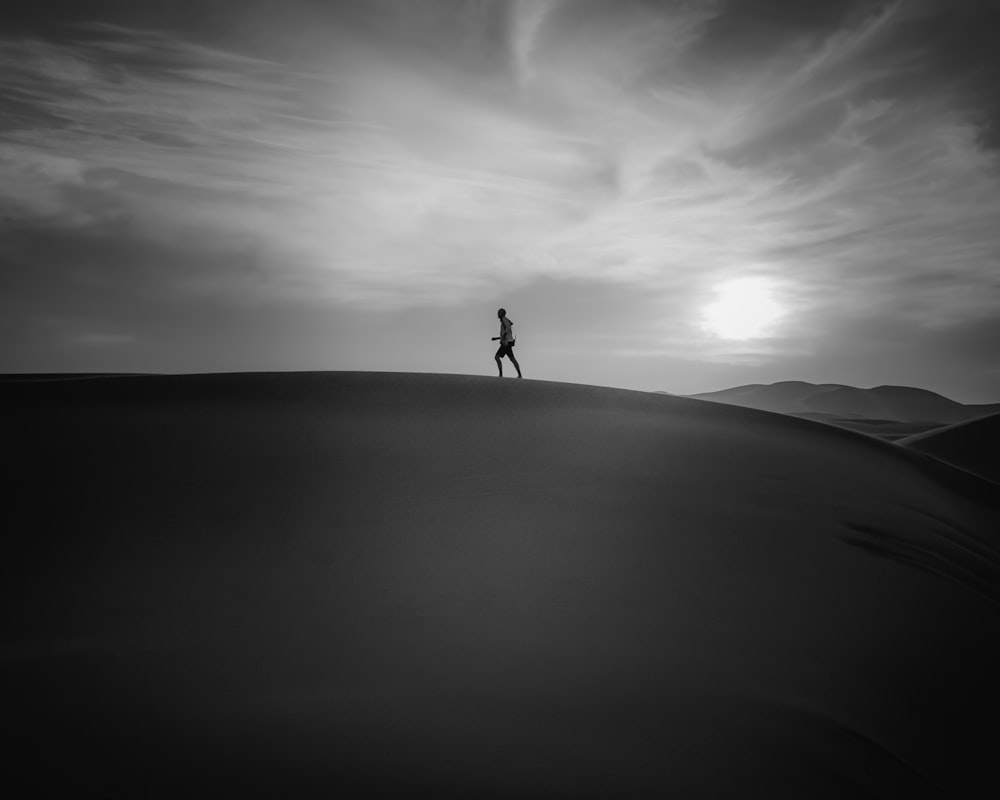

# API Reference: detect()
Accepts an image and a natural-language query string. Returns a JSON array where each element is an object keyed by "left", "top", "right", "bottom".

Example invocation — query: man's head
[{"left": 497, "top": 308, "right": 506, "bottom": 319}]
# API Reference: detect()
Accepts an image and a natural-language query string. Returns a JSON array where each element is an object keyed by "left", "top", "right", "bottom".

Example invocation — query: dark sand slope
[
  {"left": 3, "top": 373, "right": 1000, "bottom": 798},
  {"left": 900, "top": 412, "right": 1000, "bottom": 485}
]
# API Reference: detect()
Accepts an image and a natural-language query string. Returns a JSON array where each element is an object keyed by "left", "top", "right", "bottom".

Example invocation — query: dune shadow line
[{"left": 840, "top": 522, "right": 1000, "bottom": 606}]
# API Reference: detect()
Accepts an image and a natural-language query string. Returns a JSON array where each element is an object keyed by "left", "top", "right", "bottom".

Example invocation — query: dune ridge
[
  {"left": 3, "top": 372, "right": 999, "bottom": 798},
  {"left": 900, "top": 412, "right": 1000, "bottom": 485},
  {"left": 688, "top": 380, "right": 1000, "bottom": 424}
]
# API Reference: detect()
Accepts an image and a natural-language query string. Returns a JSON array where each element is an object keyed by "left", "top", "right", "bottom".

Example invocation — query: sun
[{"left": 701, "top": 277, "right": 785, "bottom": 340}]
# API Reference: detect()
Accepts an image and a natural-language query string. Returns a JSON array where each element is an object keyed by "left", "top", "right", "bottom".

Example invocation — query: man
[{"left": 492, "top": 308, "right": 522, "bottom": 378}]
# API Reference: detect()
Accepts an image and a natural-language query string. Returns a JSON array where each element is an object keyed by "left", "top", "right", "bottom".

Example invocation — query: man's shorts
[{"left": 496, "top": 342, "right": 515, "bottom": 358}]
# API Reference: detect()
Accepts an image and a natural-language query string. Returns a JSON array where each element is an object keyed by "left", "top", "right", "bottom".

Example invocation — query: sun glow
[{"left": 702, "top": 277, "right": 785, "bottom": 340}]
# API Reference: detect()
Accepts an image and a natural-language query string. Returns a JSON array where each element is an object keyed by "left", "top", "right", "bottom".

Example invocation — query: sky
[{"left": 2, "top": 0, "right": 999, "bottom": 401}]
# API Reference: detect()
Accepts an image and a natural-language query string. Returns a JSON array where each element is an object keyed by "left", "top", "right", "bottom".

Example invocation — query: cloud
[
  {"left": 1, "top": 0, "right": 999, "bottom": 362},
  {"left": 510, "top": 0, "right": 565, "bottom": 85}
]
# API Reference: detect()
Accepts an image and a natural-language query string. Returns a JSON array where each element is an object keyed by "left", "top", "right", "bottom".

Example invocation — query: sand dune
[
  {"left": 805, "top": 385, "right": 985, "bottom": 423},
  {"left": 687, "top": 380, "right": 848, "bottom": 414},
  {"left": 0, "top": 372, "right": 151, "bottom": 382},
  {"left": 688, "top": 380, "right": 1000, "bottom": 424},
  {"left": 3, "top": 372, "right": 1000, "bottom": 797},
  {"left": 900, "top": 412, "right": 1000, "bottom": 485},
  {"left": 791, "top": 412, "right": 946, "bottom": 441}
]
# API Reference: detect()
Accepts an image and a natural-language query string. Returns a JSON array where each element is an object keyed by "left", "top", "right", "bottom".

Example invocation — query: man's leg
[
  {"left": 494, "top": 346, "right": 504, "bottom": 376},
  {"left": 508, "top": 350, "right": 522, "bottom": 378}
]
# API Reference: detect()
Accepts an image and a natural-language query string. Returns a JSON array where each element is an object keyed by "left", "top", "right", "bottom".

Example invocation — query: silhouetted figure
[{"left": 492, "top": 308, "right": 522, "bottom": 378}]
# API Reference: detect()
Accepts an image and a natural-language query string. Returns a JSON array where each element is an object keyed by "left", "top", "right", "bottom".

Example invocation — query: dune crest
[{"left": 900, "top": 412, "right": 1000, "bottom": 485}]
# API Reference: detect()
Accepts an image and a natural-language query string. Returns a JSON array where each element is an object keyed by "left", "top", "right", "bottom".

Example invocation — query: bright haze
[{"left": 2, "top": 1, "right": 999, "bottom": 401}]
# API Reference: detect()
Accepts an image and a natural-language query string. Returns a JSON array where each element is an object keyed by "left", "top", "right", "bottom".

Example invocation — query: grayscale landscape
[{"left": 3, "top": 1, "right": 1000, "bottom": 796}]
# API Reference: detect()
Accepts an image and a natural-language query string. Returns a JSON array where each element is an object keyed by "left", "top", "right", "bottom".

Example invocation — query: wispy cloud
[{"left": 1, "top": 0, "right": 999, "bottom": 358}]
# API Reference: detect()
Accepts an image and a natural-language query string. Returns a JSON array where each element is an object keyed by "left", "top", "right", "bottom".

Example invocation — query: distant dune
[
  {"left": 3, "top": 372, "right": 1000, "bottom": 798},
  {"left": 687, "top": 380, "right": 1000, "bottom": 437},
  {"left": 802, "top": 384, "right": 994, "bottom": 423},
  {"left": 900, "top": 412, "right": 1000, "bottom": 485},
  {"left": 686, "top": 380, "right": 848, "bottom": 414}
]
